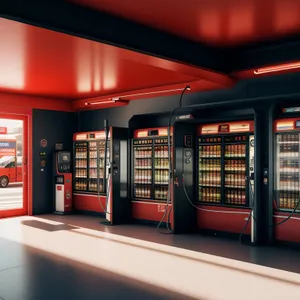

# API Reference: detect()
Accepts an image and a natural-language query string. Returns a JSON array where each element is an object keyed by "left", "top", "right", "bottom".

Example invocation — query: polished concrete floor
[{"left": 0, "top": 215, "right": 300, "bottom": 300}]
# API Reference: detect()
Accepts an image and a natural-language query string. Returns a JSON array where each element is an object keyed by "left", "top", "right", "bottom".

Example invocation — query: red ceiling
[
  {"left": 70, "top": 0, "right": 300, "bottom": 47},
  {"left": 0, "top": 17, "right": 233, "bottom": 108}
]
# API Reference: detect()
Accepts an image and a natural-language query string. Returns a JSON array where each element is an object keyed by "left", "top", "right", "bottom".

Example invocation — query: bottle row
[
  {"left": 199, "top": 172, "right": 221, "bottom": 186},
  {"left": 89, "top": 169, "right": 104, "bottom": 178},
  {"left": 89, "top": 150, "right": 109, "bottom": 158},
  {"left": 277, "top": 191, "right": 300, "bottom": 210},
  {"left": 199, "top": 137, "right": 221, "bottom": 143},
  {"left": 199, "top": 187, "right": 221, "bottom": 203},
  {"left": 199, "top": 135, "right": 247, "bottom": 144},
  {"left": 154, "top": 170, "right": 169, "bottom": 184},
  {"left": 278, "top": 134, "right": 299, "bottom": 142},
  {"left": 225, "top": 144, "right": 246, "bottom": 157},
  {"left": 134, "top": 186, "right": 151, "bottom": 199},
  {"left": 154, "top": 146, "right": 169, "bottom": 158},
  {"left": 134, "top": 158, "right": 170, "bottom": 169},
  {"left": 154, "top": 186, "right": 168, "bottom": 200},
  {"left": 75, "top": 159, "right": 87, "bottom": 168},
  {"left": 278, "top": 144, "right": 299, "bottom": 154},
  {"left": 134, "top": 147, "right": 152, "bottom": 158},
  {"left": 199, "top": 159, "right": 221, "bottom": 171},
  {"left": 225, "top": 174, "right": 246, "bottom": 187},
  {"left": 133, "top": 186, "right": 169, "bottom": 200},
  {"left": 134, "top": 170, "right": 152, "bottom": 184},
  {"left": 89, "top": 158, "right": 106, "bottom": 168},
  {"left": 135, "top": 158, "right": 152, "bottom": 169},
  {"left": 279, "top": 158, "right": 299, "bottom": 169},
  {"left": 154, "top": 158, "right": 169, "bottom": 169},
  {"left": 75, "top": 169, "right": 106, "bottom": 178},
  {"left": 75, "top": 149, "right": 88, "bottom": 159},
  {"left": 89, "top": 141, "right": 108, "bottom": 148},
  {"left": 225, "top": 190, "right": 247, "bottom": 205},
  {"left": 199, "top": 159, "right": 246, "bottom": 171},
  {"left": 74, "top": 178, "right": 104, "bottom": 192},
  {"left": 199, "top": 145, "right": 221, "bottom": 157},
  {"left": 199, "top": 188, "right": 247, "bottom": 205},
  {"left": 88, "top": 180, "right": 105, "bottom": 193},
  {"left": 75, "top": 169, "right": 87, "bottom": 178},
  {"left": 225, "top": 160, "right": 246, "bottom": 171}
]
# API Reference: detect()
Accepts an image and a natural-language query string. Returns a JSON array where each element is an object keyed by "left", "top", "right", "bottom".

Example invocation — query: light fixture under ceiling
[
  {"left": 254, "top": 62, "right": 300, "bottom": 75},
  {"left": 84, "top": 86, "right": 191, "bottom": 107}
]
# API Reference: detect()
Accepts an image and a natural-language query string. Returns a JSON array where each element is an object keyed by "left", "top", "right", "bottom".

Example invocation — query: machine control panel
[{"left": 57, "top": 151, "right": 71, "bottom": 173}]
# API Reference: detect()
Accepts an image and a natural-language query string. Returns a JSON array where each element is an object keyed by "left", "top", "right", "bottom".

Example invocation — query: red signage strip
[
  {"left": 274, "top": 118, "right": 300, "bottom": 132},
  {"left": 73, "top": 131, "right": 109, "bottom": 141},
  {"left": 134, "top": 127, "right": 170, "bottom": 139},
  {"left": 198, "top": 121, "right": 254, "bottom": 135}
]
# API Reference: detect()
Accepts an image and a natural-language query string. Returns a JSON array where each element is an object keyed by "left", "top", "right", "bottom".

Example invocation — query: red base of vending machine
[{"left": 196, "top": 120, "right": 255, "bottom": 236}]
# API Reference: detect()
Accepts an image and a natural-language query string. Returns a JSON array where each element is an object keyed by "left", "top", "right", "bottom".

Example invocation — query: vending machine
[
  {"left": 273, "top": 116, "right": 300, "bottom": 244},
  {"left": 53, "top": 150, "right": 72, "bottom": 214},
  {"left": 73, "top": 128, "right": 129, "bottom": 225},
  {"left": 131, "top": 127, "right": 173, "bottom": 225},
  {"left": 196, "top": 120, "right": 255, "bottom": 235}
]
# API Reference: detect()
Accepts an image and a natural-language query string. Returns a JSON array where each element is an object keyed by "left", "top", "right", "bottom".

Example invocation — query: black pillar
[{"left": 253, "top": 108, "right": 265, "bottom": 244}]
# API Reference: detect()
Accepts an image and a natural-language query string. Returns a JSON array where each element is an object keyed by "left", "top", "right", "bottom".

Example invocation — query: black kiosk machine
[{"left": 53, "top": 144, "right": 72, "bottom": 214}]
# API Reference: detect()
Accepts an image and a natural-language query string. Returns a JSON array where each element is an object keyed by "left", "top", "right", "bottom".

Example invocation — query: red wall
[
  {"left": 0, "top": 92, "right": 73, "bottom": 112},
  {"left": 0, "top": 92, "right": 73, "bottom": 217}
]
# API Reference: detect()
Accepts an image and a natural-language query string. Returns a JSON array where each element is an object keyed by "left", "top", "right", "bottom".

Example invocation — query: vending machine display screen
[
  {"left": 58, "top": 152, "right": 70, "bottom": 163},
  {"left": 57, "top": 151, "right": 71, "bottom": 173}
]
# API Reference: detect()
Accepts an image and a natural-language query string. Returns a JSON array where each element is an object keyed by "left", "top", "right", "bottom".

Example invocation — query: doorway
[{"left": 0, "top": 114, "right": 28, "bottom": 218}]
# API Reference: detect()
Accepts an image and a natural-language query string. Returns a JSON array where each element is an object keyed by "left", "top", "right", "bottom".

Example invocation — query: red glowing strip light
[
  {"left": 84, "top": 86, "right": 191, "bottom": 106},
  {"left": 254, "top": 62, "right": 300, "bottom": 75}
]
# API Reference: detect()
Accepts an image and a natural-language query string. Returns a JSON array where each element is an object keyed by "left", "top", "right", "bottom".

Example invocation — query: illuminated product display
[
  {"left": 132, "top": 128, "right": 170, "bottom": 201},
  {"left": 198, "top": 121, "right": 254, "bottom": 207},
  {"left": 73, "top": 133, "right": 109, "bottom": 194},
  {"left": 274, "top": 119, "right": 300, "bottom": 212}
]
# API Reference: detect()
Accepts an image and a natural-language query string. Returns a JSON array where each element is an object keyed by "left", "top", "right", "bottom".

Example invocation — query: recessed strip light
[
  {"left": 84, "top": 86, "right": 191, "bottom": 106},
  {"left": 254, "top": 62, "right": 300, "bottom": 75},
  {"left": 85, "top": 100, "right": 117, "bottom": 106}
]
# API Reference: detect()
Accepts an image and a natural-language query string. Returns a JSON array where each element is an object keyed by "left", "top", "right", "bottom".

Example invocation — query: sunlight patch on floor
[{"left": 1, "top": 216, "right": 300, "bottom": 300}]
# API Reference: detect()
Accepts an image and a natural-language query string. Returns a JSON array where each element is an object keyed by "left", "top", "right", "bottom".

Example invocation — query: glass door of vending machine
[
  {"left": 88, "top": 141, "right": 110, "bottom": 194},
  {"left": 275, "top": 132, "right": 300, "bottom": 212},
  {"left": 132, "top": 139, "right": 153, "bottom": 199},
  {"left": 154, "top": 138, "right": 169, "bottom": 201},
  {"left": 198, "top": 123, "right": 254, "bottom": 207},
  {"left": 224, "top": 135, "right": 248, "bottom": 206},
  {"left": 198, "top": 137, "right": 222, "bottom": 204},
  {"left": 74, "top": 142, "right": 88, "bottom": 192}
]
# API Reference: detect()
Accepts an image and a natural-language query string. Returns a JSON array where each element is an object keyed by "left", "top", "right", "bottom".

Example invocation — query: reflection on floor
[{"left": 0, "top": 215, "right": 300, "bottom": 300}]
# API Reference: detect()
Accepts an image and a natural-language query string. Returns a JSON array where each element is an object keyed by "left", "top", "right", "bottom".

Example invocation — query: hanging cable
[
  {"left": 157, "top": 85, "right": 191, "bottom": 233},
  {"left": 98, "top": 120, "right": 112, "bottom": 226}
]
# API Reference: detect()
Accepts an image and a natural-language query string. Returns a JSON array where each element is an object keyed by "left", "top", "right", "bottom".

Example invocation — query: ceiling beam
[
  {"left": 0, "top": 0, "right": 230, "bottom": 73},
  {"left": 229, "top": 39, "right": 300, "bottom": 72}
]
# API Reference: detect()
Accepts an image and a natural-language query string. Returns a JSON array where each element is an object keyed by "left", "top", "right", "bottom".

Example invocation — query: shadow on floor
[
  {"left": 0, "top": 236, "right": 199, "bottom": 300},
  {"left": 38, "top": 214, "right": 300, "bottom": 276},
  {"left": 22, "top": 220, "right": 79, "bottom": 232}
]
